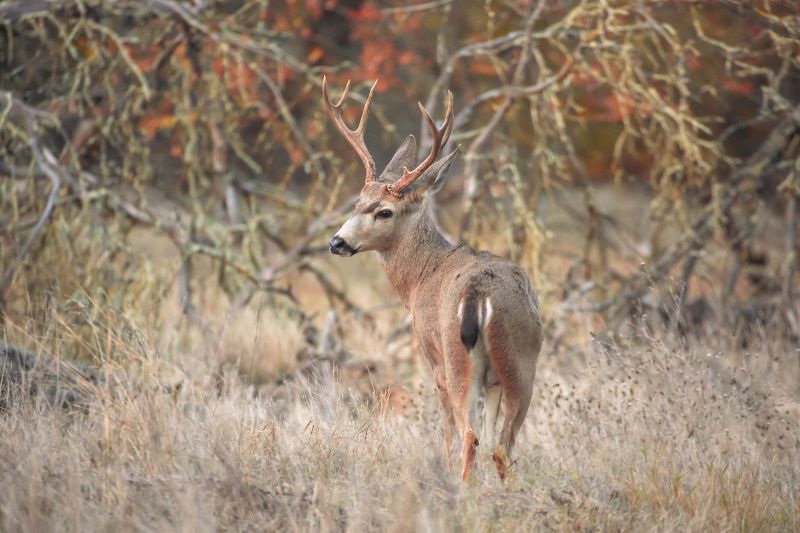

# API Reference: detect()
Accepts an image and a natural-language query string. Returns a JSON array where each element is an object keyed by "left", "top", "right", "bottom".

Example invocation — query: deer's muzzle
[{"left": 329, "top": 236, "right": 357, "bottom": 257}]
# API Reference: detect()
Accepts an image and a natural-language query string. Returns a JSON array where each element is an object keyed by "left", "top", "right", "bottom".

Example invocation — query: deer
[{"left": 322, "top": 77, "right": 542, "bottom": 481}]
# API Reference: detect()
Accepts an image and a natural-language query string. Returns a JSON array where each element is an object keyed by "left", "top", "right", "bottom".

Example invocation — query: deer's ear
[
  {"left": 380, "top": 135, "right": 417, "bottom": 181},
  {"left": 417, "top": 146, "right": 460, "bottom": 196}
]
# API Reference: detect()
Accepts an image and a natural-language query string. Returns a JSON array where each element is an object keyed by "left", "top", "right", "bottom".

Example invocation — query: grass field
[
  {"left": 1, "top": 185, "right": 798, "bottom": 532},
  {"left": 2, "top": 266, "right": 798, "bottom": 532}
]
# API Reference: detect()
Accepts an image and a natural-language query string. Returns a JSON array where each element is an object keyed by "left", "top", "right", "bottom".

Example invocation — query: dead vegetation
[{"left": 1, "top": 310, "right": 798, "bottom": 531}]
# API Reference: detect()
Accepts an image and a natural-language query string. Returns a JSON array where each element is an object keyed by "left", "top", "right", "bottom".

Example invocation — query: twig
[
  {"left": 0, "top": 152, "right": 61, "bottom": 300},
  {"left": 381, "top": 0, "right": 454, "bottom": 15},
  {"left": 0, "top": 95, "right": 64, "bottom": 314},
  {"left": 299, "top": 263, "right": 364, "bottom": 317},
  {"left": 253, "top": 66, "right": 325, "bottom": 180},
  {"left": 602, "top": 104, "right": 800, "bottom": 325},
  {"left": 670, "top": 252, "right": 699, "bottom": 333},
  {"left": 458, "top": 4, "right": 570, "bottom": 239},
  {"left": 0, "top": 0, "right": 70, "bottom": 21},
  {"left": 231, "top": 194, "right": 358, "bottom": 309},
  {"left": 452, "top": 58, "right": 574, "bottom": 136},
  {"left": 146, "top": 0, "right": 311, "bottom": 73}
]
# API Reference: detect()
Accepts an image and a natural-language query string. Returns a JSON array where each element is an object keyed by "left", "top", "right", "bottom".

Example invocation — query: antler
[
  {"left": 322, "top": 76, "right": 378, "bottom": 183},
  {"left": 387, "top": 91, "right": 454, "bottom": 197}
]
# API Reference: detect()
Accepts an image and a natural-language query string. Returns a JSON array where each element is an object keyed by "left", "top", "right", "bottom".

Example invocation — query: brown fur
[{"left": 333, "top": 180, "right": 543, "bottom": 480}]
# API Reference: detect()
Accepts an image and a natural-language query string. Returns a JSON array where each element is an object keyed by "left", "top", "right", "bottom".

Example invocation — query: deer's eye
[{"left": 376, "top": 209, "right": 393, "bottom": 220}]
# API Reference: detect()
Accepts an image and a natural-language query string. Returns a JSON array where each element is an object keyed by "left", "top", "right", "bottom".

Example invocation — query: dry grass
[
  {"left": 0, "top": 181, "right": 800, "bottom": 531},
  {"left": 1, "top": 184, "right": 798, "bottom": 532},
  {"left": 1, "top": 294, "right": 798, "bottom": 532},
  {"left": 1, "top": 178, "right": 797, "bottom": 531}
]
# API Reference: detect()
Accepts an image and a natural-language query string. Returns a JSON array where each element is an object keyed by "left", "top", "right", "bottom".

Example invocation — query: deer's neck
[{"left": 378, "top": 210, "right": 454, "bottom": 308}]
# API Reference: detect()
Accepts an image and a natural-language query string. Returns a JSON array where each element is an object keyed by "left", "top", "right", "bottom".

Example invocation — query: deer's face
[
  {"left": 329, "top": 182, "right": 418, "bottom": 256},
  {"left": 322, "top": 78, "right": 458, "bottom": 258}
]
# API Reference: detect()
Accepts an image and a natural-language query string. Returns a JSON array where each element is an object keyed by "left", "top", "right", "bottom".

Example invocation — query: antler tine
[
  {"left": 441, "top": 91, "right": 454, "bottom": 147},
  {"left": 322, "top": 76, "right": 378, "bottom": 183},
  {"left": 334, "top": 79, "right": 351, "bottom": 108},
  {"left": 388, "top": 92, "right": 454, "bottom": 196}
]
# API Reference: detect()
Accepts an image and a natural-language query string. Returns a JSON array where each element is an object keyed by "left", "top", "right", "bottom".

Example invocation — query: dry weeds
[{"left": 1, "top": 295, "right": 798, "bottom": 532}]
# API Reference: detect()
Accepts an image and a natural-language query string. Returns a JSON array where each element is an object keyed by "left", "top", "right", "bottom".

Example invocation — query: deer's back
[{"left": 411, "top": 245, "right": 543, "bottom": 368}]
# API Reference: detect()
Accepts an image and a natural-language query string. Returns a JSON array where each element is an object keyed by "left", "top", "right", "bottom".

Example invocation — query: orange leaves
[
  {"left": 138, "top": 99, "right": 197, "bottom": 142},
  {"left": 347, "top": 3, "right": 383, "bottom": 23},
  {"left": 262, "top": 0, "right": 426, "bottom": 92},
  {"left": 307, "top": 46, "right": 325, "bottom": 64},
  {"left": 287, "top": 145, "right": 304, "bottom": 166},
  {"left": 138, "top": 101, "right": 176, "bottom": 141},
  {"left": 73, "top": 35, "right": 97, "bottom": 60},
  {"left": 567, "top": 61, "right": 646, "bottom": 123},
  {"left": 171, "top": 41, "right": 194, "bottom": 76},
  {"left": 128, "top": 43, "right": 160, "bottom": 73},
  {"left": 139, "top": 113, "right": 173, "bottom": 140},
  {"left": 398, "top": 51, "right": 416, "bottom": 66},
  {"left": 345, "top": 2, "right": 422, "bottom": 91},
  {"left": 265, "top": 0, "right": 333, "bottom": 35},
  {"left": 684, "top": 50, "right": 702, "bottom": 72}
]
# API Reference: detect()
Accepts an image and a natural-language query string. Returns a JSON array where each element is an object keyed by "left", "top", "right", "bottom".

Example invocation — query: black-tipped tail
[{"left": 460, "top": 292, "right": 480, "bottom": 350}]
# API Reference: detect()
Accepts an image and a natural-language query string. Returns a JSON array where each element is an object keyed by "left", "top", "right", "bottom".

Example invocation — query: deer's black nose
[{"left": 329, "top": 236, "right": 347, "bottom": 255}]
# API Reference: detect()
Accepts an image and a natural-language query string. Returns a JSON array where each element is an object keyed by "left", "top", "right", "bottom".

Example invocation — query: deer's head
[{"left": 323, "top": 77, "right": 459, "bottom": 257}]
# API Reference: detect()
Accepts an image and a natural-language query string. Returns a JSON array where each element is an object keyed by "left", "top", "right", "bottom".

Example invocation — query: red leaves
[
  {"left": 357, "top": 39, "right": 397, "bottom": 90},
  {"left": 347, "top": 3, "right": 383, "bottom": 23},
  {"left": 722, "top": 77, "right": 754, "bottom": 96},
  {"left": 592, "top": 93, "right": 640, "bottom": 123},
  {"left": 212, "top": 56, "right": 259, "bottom": 103},
  {"left": 345, "top": 2, "right": 425, "bottom": 91}
]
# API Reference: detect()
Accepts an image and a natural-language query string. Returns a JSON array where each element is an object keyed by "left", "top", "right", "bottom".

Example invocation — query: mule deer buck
[{"left": 323, "top": 77, "right": 542, "bottom": 480}]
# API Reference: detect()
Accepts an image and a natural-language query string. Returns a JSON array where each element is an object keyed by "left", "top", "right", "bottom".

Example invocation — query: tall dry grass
[{"left": 1, "top": 288, "right": 798, "bottom": 531}]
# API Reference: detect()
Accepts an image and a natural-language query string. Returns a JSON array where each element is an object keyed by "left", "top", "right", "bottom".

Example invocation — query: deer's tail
[{"left": 458, "top": 291, "right": 493, "bottom": 351}]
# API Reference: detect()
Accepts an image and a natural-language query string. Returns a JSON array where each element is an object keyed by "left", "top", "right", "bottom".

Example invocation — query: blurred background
[{"left": 1, "top": 0, "right": 799, "bottom": 390}]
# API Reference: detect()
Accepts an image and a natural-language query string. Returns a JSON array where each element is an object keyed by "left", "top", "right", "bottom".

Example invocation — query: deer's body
[{"left": 323, "top": 78, "right": 542, "bottom": 480}]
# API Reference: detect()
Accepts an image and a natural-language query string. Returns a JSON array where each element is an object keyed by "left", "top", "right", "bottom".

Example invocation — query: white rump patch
[{"left": 482, "top": 298, "right": 493, "bottom": 330}]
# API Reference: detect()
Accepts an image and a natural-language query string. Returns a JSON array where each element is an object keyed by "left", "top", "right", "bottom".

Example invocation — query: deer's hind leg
[
  {"left": 492, "top": 395, "right": 524, "bottom": 481},
  {"left": 482, "top": 380, "right": 502, "bottom": 457},
  {"left": 486, "top": 323, "right": 536, "bottom": 481},
  {"left": 440, "top": 340, "right": 483, "bottom": 480},
  {"left": 461, "top": 338, "right": 488, "bottom": 480},
  {"left": 433, "top": 367, "right": 457, "bottom": 459},
  {"left": 449, "top": 294, "right": 494, "bottom": 480}
]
